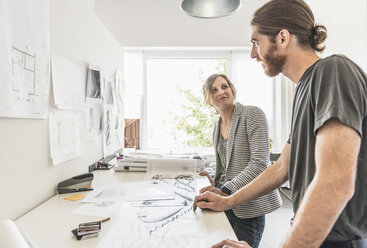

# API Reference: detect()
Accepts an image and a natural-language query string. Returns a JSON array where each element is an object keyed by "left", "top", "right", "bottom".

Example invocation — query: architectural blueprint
[
  {"left": 0, "top": 0, "right": 50, "bottom": 119},
  {"left": 96, "top": 178, "right": 211, "bottom": 248}
]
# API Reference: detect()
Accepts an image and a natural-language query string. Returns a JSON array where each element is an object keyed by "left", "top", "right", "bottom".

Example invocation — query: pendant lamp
[{"left": 181, "top": 0, "right": 242, "bottom": 19}]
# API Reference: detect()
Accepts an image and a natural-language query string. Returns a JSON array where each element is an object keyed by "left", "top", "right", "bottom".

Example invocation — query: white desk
[{"left": 16, "top": 170, "right": 236, "bottom": 248}]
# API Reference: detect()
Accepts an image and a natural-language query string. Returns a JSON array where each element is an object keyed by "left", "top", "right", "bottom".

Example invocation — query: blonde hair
[{"left": 202, "top": 74, "right": 237, "bottom": 108}]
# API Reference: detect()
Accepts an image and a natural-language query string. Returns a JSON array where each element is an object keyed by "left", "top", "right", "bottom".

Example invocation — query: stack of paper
[{"left": 114, "top": 158, "right": 148, "bottom": 172}]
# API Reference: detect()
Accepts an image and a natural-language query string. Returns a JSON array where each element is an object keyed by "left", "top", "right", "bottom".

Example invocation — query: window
[
  {"left": 146, "top": 57, "right": 229, "bottom": 149},
  {"left": 123, "top": 49, "right": 293, "bottom": 153}
]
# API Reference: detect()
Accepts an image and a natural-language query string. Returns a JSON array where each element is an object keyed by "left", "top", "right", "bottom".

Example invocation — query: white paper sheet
[
  {"left": 0, "top": 0, "right": 50, "bottom": 119},
  {"left": 102, "top": 76, "right": 115, "bottom": 105},
  {"left": 71, "top": 202, "right": 122, "bottom": 218},
  {"left": 115, "top": 68, "right": 125, "bottom": 113},
  {"left": 49, "top": 109, "right": 84, "bottom": 165},
  {"left": 51, "top": 54, "right": 85, "bottom": 111},
  {"left": 82, "top": 182, "right": 175, "bottom": 203}
]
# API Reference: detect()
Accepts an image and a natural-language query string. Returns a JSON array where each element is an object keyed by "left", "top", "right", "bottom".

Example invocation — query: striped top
[{"left": 213, "top": 102, "right": 282, "bottom": 219}]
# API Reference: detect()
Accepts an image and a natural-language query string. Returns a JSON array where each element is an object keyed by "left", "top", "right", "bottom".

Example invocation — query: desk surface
[{"left": 16, "top": 170, "right": 236, "bottom": 248}]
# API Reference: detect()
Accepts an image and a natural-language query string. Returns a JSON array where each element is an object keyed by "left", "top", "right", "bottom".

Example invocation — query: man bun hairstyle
[
  {"left": 251, "top": 0, "right": 327, "bottom": 52},
  {"left": 310, "top": 24, "right": 327, "bottom": 52}
]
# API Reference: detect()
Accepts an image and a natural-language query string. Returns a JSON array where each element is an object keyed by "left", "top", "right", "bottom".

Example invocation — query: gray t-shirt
[
  {"left": 289, "top": 55, "right": 367, "bottom": 241},
  {"left": 216, "top": 133, "right": 227, "bottom": 188}
]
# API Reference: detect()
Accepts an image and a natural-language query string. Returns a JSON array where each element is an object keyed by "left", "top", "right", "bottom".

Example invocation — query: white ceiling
[
  {"left": 95, "top": 0, "right": 268, "bottom": 47},
  {"left": 94, "top": 0, "right": 366, "bottom": 50}
]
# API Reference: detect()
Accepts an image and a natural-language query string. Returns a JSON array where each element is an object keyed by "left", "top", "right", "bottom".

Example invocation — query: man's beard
[{"left": 262, "top": 44, "right": 286, "bottom": 77}]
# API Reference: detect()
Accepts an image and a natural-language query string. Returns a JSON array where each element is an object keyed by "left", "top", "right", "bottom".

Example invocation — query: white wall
[
  {"left": 0, "top": 0, "right": 123, "bottom": 220},
  {"left": 308, "top": 0, "right": 367, "bottom": 70}
]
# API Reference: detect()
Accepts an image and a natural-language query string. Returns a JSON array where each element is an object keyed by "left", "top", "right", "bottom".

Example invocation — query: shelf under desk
[{"left": 16, "top": 170, "right": 236, "bottom": 248}]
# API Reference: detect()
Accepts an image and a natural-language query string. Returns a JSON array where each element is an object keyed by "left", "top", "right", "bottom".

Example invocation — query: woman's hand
[
  {"left": 199, "top": 185, "right": 228, "bottom": 196},
  {"left": 199, "top": 171, "right": 215, "bottom": 186},
  {"left": 211, "top": 239, "right": 252, "bottom": 248}
]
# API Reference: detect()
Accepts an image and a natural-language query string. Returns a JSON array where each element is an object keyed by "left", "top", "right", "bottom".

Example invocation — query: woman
[{"left": 199, "top": 74, "right": 282, "bottom": 248}]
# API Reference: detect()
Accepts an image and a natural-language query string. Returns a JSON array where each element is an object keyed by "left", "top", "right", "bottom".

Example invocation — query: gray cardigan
[{"left": 213, "top": 102, "right": 282, "bottom": 219}]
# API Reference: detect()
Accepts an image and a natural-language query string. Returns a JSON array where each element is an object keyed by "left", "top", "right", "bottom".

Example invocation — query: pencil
[{"left": 101, "top": 217, "right": 110, "bottom": 223}]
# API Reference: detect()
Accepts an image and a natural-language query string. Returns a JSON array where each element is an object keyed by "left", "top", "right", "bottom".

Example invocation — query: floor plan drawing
[
  {"left": 0, "top": 0, "right": 50, "bottom": 119},
  {"left": 11, "top": 46, "right": 36, "bottom": 102}
]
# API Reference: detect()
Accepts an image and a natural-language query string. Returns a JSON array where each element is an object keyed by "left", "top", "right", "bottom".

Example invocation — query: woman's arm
[{"left": 193, "top": 143, "right": 290, "bottom": 211}]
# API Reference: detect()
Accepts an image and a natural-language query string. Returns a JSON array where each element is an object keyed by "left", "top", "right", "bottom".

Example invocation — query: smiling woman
[{"left": 199, "top": 73, "right": 282, "bottom": 248}]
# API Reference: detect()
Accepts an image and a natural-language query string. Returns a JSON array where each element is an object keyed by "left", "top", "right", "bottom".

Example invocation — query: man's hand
[
  {"left": 193, "top": 191, "right": 232, "bottom": 211},
  {"left": 199, "top": 185, "right": 228, "bottom": 196},
  {"left": 199, "top": 171, "right": 215, "bottom": 186},
  {"left": 211, "top": 239, "right": 251, "bottom": 248}
]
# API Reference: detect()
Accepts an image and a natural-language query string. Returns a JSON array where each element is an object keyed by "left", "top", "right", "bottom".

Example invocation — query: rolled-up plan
[
  {"left": 0, "top": 219, "right": 32, "bottom": 248},
  {"left": 146, "top": 158, "right": 198, "bottom": 179}
]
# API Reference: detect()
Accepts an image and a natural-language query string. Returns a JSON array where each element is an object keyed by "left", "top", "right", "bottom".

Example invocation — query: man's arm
[
  {"left": 193, "top": 143, "right": 290, "bottom": 211},
  {"left": 281, "top": 119, "right": 361, "bottom": 248}
]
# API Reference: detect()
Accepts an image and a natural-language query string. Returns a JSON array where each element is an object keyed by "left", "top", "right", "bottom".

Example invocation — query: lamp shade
[{"left": 181, "top": 0, "right": 242, "bottom": 19}]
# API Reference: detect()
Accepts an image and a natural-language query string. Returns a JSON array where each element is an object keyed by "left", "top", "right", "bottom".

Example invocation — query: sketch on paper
[
  {"left": 103, "top": 77, "right": 114, "bottom": 105},
  {"left": 49, "top": 109, "right": 84, "bottom": 165},
  {"left": 105, "top": 110, "right": 112, "bottom": 146},
  {"left": 102, "top": 106, "right": 120, "bottom": 157},
  {"left": 51, "top": 54, "right": 85, "bottom": 111},
  {"left": 86, "top": 66, "right": 102, "bottom": 100},
  {"left": 97, "top": 179, "right": 204, "bottom": 248},
  {"left": 114, "top": 69, "right": 125, "bottom": 113},
  {"left": 85, "top": 102, "right": 102, "bottom": 141},
  {"left": 12, "top": 46, "right": 36, "bottom": 101},
  {"left": 0, "top": 0, "right": 50, "bottom": 119}
]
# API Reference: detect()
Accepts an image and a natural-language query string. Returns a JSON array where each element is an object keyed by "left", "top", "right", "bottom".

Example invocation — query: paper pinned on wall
[
  {"left": 0, "top": 0, "right": 50, "bottom": 119},
  {"left": 115, "top": 68, "right": 125, "bottom": 114},
  {"left": 49, "top": 109, "right": 84, "bottom": 165},
  {"left": 85, "top": 101, "right": 102, "bottom": 141},
  {"left": 102, "top": 76, "right": 115, "bottom": 106},
  {"left": 86, "top": 65, "right": 102, "bottom": 103},
  {"left": 51, "top": 54, "right": 86, "bottom": 111},
  {"left": 102, "top": 106, "right": 123, "bottom": 157}
]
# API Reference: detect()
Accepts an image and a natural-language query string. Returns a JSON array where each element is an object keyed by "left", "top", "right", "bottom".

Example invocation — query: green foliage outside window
[{"left": 172, "top": 60, "right": 228, "bottom": 147}]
